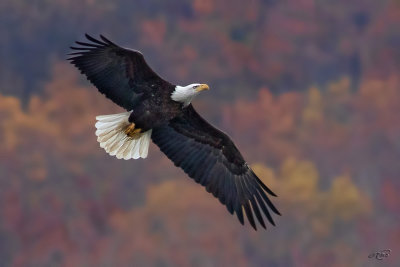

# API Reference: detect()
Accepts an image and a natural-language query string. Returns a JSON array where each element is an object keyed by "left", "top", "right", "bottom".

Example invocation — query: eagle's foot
[{"left": 124, "top": 123, "right": 142, "bottom": 137}]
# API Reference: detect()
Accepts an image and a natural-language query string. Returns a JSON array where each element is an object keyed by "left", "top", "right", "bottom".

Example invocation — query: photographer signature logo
[{"left": 368, "top": 249, "right": 391, "bottom": 260}]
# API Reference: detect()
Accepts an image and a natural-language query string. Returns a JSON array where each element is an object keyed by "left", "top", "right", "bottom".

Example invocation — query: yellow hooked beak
[{"left": 196, "top": 84, "right": 210, "bottom": 92}]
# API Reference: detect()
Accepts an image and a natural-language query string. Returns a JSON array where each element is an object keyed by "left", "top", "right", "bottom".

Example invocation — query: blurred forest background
[{"left": 0, "top": 0, "right": 399, "bottom": 266}]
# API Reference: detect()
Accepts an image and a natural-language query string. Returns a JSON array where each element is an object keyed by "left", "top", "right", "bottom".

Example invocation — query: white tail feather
[{"left": 95, "top": 112, "right": 152, "bottom": 160}]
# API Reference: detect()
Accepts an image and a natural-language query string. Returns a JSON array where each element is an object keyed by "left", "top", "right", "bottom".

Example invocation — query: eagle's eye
[{"left": 193, "top": 85, "right": 199, "bottom": 89}]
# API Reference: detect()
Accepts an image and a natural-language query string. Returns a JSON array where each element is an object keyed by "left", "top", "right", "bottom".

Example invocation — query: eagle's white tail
[{"left": 95, "top": 112, "right": 152, "bottom": 160}]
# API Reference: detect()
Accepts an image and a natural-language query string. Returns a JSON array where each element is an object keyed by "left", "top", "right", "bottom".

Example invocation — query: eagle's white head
[{"left": 171, "top": 83, "right": 210, "bottom": 107}]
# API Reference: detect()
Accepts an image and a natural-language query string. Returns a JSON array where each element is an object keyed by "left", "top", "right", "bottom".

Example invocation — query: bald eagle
[{"left": 68, "top": 34, "right": 280, "bottom": 230}]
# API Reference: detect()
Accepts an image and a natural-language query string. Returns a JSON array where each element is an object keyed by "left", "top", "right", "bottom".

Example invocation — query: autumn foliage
[{"left": 1, "top": 0, "right": 399, "bottom": 266}]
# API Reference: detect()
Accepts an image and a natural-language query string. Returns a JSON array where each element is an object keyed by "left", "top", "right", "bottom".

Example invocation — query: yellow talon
[
  {"left": 131, "top": 128, "right": 142, "bottom": 134},
  {"left": 124, "top": 123, "right": 135, "bottom": 135},
  {"left": 124, "top": 123, "right": 141, "bottom": 137}
]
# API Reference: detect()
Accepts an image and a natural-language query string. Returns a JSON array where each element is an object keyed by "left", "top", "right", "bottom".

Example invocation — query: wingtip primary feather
[
  {"left": 75, "top": 40, "right": 102, "bottom": 48},
  {"left": 70, "top": 46, "right": 92, "bottom": 51},
  {"left": 100, "top": 34, "right": 117, "bottom": 46},
  {"left": 67, "top": 52, "right": 84, "bottom": 56},
  {"left": 85, "top": 33, "right": 107, "bottom": 46},
  {"left": 254, "top": 173, "right": 278, "bottom": 197}
]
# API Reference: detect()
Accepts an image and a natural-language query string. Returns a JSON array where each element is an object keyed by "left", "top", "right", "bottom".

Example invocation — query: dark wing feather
[
  {"left": 151, "top": 105, "right": 280, "bottom": 230},
  {"left": 68, "top": 34, "right": 171, "bottom": 110}
]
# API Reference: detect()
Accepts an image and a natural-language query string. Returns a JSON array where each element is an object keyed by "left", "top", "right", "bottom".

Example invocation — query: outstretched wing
[
  {"left": 151, "top": 105, "right": 280, "bottom": 230},
  {"left": 68, "top": 34, "right": 172, "bottom": 110}
]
